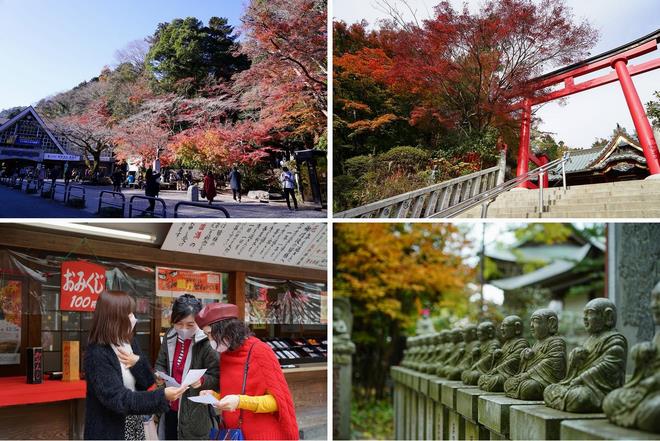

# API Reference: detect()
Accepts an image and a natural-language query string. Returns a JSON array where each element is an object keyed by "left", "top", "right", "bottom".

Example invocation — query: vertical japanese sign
[
  {"left": 0, "top": 281, "right": 21, "bottom": 365},
  {"left": 60, "top": 261, "right": 106, "bottom": 311}
]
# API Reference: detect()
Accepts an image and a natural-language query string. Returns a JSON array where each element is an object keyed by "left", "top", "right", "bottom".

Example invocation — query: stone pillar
[
  {"left": 333, "top": 298, "right": 355, "bottom": 440},
  {"left": 608, "top": 223, "right": 660, "bottom": 372}
]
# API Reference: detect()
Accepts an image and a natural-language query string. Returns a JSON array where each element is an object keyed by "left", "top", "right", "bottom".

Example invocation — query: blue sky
[
  {"left": 333, "top": 0, "right": 660, "bottom": 148},
  {"left": 0, "top": 0, "right": 247, "bottom": 110}
]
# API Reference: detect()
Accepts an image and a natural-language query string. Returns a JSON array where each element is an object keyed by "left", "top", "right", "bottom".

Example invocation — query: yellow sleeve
[{"left": 238, "top": 393, "right": 278, "bottom": 413}]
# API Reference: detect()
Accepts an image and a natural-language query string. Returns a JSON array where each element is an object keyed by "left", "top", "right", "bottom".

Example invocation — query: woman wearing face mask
[
  {"left": 154, "top": 294, "right": 219, "bottom": 439},
  {"left": 84, "top": 291, "right": 188, "bottom": 440},
  {"left": 196, "top": 303, "right": 299, "bottom": 440}
]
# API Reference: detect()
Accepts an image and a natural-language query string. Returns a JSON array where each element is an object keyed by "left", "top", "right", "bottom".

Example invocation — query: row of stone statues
[{"left": 400, "top": 285, "right": 660, "bottom": 433}]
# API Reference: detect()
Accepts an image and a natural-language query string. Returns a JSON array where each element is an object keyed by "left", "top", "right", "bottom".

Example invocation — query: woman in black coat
[{"left": 84, "top": 291, "right": 187, "bottom": 440}]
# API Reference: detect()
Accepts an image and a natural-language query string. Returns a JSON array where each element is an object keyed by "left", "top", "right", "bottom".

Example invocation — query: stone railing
[
  {"left": 335, "top": 160, "right": 505, "bottom": 218},
  {"left": 391, "top": 366, "right": 656, "bottom": 440}
]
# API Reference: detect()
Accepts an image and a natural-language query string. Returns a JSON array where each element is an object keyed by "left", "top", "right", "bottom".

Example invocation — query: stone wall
[
  {"left": 608, "top": 223, "right": 660, "bottom": 372},
  {"left": 391, "top": 366, "right": 657, "bottom": 440}
]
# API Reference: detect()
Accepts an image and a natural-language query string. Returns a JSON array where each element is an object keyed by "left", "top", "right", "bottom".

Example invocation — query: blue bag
[{"left": 208, "top": 344, "right": 255, "bottom": 441}]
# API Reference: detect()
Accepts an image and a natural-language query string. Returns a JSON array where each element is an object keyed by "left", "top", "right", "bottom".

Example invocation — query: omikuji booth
[{"left": 0, "top": 222, "right": 328, "bottom": 439}]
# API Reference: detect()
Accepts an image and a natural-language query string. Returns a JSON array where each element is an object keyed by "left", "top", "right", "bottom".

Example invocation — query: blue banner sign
[
  {"left": 15, "top": 137, "right": 42, "bottom": 146},
  {"left": 0, "top": 148, "right": 42, "bottom": 159}
]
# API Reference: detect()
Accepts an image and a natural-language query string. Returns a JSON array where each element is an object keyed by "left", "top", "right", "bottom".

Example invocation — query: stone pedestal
[
  {"left": 447, "top": 408, "right": 465, "bottom": 440},
  {"left": 457, "top": 389, "right": 502, "bottom": 441},
  {"left": 464, "top": 418, "right": 489, "bottom": 440},
  {"left": 457, "top": 388, "right": 504, "bottom": 423},
  {"left": 509, "top": 404, "right": 605, "bottom": 440},
  {"left": 478, "top": 395, "right": 543, "bottom": 438},
  {"left": 442, "top": 381, "right": 477, "bottom": 408},
  {"left": 560, "top": 419, "right": 659, "bottom": 440}
]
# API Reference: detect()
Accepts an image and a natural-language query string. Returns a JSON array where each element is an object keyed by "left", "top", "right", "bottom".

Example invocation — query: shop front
[{"left": 0, "top": 222, "right": 328, "bottom": 440}]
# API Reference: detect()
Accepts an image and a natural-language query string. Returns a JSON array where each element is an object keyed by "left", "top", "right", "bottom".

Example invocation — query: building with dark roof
[
  {"left": 0, "top": 106, "right": 113, "bottom": 174},
  {"left": 549, "top": 129, "right": 648, "bottom": 186},
  {"left": 486, "top": 226, "right": 605, "bottom": 313}
]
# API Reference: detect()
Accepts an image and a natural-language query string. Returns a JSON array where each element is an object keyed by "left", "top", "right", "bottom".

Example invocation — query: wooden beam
[
  {"left": 0, "top": 225, "right": 326, "bottom": 282},
  {"left": 228, "top": 272, "right": 246, "bottom": 320}
]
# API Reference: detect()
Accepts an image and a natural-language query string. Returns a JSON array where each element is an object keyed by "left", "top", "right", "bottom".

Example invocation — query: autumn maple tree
[
  {"left": 334, "top": 0, "right": 598, "bottom": 211},
  {"left": 52, "top": 102, "right": 116, "bottom": 176},
  {"left": 237, "top": 0, "right": 327, "bottom": 150},
  {"left": 334, "top": 222, "right": 474, "bottom": 397}
]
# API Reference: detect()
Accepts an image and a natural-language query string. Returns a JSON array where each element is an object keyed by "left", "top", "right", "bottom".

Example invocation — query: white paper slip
[
  {"left": 188, "top": 394, "right": 220, "bottom": 405},
  {"left": 182, "top": 368, "right": 207, "bottom": 387},
  {"left": 156, "top": 371, "right": 181, "bottom": 387}
]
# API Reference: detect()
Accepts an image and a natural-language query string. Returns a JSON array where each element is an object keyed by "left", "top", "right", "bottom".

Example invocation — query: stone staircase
[{"left": 458, "top": 179, "right": 660, "bottom": 218}]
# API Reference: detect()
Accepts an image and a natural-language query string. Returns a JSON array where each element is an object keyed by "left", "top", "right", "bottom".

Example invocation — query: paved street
[{"left": 0, "top": 180, "right": 327, "bottom": 218}]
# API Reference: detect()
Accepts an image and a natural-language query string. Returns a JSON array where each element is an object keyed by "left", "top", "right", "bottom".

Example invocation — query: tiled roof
[{"left": 489, "top": 243, "right": 592, "bottom": 290}]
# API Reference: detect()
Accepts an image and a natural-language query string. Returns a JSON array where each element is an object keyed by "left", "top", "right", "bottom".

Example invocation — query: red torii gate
[{"left": 514, "top": 29, "right": 660, "bottom": 188}]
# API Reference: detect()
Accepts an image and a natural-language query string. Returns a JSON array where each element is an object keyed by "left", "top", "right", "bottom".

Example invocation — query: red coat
[
  {"left": 220, "top": 337, "right": 299, "bottom": 440},
  {"left": 203, "top": 175, "right": 217, "bottom": 200}
]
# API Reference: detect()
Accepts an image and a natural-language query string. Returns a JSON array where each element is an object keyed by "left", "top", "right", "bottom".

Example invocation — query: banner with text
[
  {"left": 156, "top": 267, "right": 223, "bottom": 300},
  {"left": 60, "top": 261, "right": 106, "bottom": 311}
]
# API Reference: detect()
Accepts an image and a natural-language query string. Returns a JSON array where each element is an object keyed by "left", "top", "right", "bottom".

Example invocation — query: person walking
[
  {"left": 50, "top": 166, "right": 60, "bottom": 188},
  {"left": 83, "top": 290, "right": 188, "bottom": 440},
  {"left": 112, "top": 169, "right": 123, "bottom": 194},
  {"left": 280, "top": 167, "right": 298, "bottom": 211},
  {"left": 203, "top": 171, "right": 217, "bottom": 205},
  {"left": 228, "top": 166, "right": 241, "bottom": 202},
  {"left": 37, "top": 165, "right": 46, "bottom": 190},
  {"left": 64, "top": 167, "right": 73, "bottom": 187},
  {"left": 195, "top": 303, "right": 299, "bottom": 440},
  {"left": 145, "top": 168, "right": 161, "bottom": 213},
  {"left": 154, "top": 294, "right": 219, "bottom": 440}
]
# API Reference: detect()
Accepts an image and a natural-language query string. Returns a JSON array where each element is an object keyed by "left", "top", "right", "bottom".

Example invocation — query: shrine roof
[
  {"left": 549, "top": 133, "right": 645, "bottom": 179},
  {"left": 489, "top": 243, "right": 592, "bottom": 290}
]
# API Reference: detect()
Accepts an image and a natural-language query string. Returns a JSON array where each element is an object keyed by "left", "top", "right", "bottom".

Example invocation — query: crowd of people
[
  {"left": 1, "top": 160, "right": 303, "bottom": 209},
  {"left": 84, "top": 290, "right": 300, "bottom": 440}
]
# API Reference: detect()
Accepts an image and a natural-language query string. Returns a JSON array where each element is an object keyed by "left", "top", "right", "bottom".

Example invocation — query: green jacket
[{"left": 155, "top": 328, "right": 219, "bottom": 439}]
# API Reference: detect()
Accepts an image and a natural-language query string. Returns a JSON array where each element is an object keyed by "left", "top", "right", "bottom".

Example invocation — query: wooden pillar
[{"left": 228, "top": 271, "right": 246, "bottom": 320}]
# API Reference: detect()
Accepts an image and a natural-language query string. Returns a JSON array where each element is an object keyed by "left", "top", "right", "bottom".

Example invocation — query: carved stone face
[
  {"left": 652, "top": 284, "right": 660, "bottom": 324},
  {"left": 500, "top": 317, "right": 521, "bottom": 340},
  {"left": 439, "top": 331, "right": 450, "bottom": 343},
  {"left": 464, "top": 326, "right": 477, "bottom": 342},
  {"left": 583, "top": 307, "right": 605, "bottom": 334},
  {"left": 530, "top": 313, "right": 550, "bottom": 340},
  {"left": 452, "top": 329, "right": 464, "bottom": 343},
  {"left": 477, "top": 322, "right": 495, "bottom": 341}
]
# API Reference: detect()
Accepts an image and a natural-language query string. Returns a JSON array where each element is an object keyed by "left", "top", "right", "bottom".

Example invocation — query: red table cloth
[{"left": 0, "top": 376, "right": 86, "bottom": 407}]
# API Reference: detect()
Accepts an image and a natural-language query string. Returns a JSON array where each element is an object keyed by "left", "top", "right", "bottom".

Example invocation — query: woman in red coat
[
  {"left": 203, "top": 171, "right": 217, "bottom": 204},
  {"left": 196, "top": 303, "right": 299, "bottom": 440}
]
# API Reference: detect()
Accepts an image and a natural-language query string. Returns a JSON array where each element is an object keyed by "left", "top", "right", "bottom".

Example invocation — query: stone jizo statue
[
  {"left": 603, "top": 281, "right": 660, "bottom": 433},
  {"left": 462, "top": 321, "right": 501, "bottom": 385},
  {"left": 478, "top": 315, "right": 529, "bottom": 392},
  {"left": 422, "top": 331, "right": 449, "bottom": 373},
  {"left": 544, "top": 298, "right": 627, "bottom": 413},
  {"left": 438, "top": 328, "right": 466, "bottom": 377},
  {"left": 443, "top": 325, "right": 478, "bottom": 380},
  {"left": 504, "top": 308, "right": 566, "bottom": 400}
]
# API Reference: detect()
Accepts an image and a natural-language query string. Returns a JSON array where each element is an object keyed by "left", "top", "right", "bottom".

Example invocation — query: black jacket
[
  {"left": 84, "top": 339, "right": 169, "bottom": 440},
  {"left": 145, "top": 173, "right": 161, "bottom": 197},
  {"left": 154, "top": 328, "right": 219, "bottom": 439}
]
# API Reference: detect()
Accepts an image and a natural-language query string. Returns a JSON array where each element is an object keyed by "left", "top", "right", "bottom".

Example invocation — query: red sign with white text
[{"left": 60, "top": 261, "right": 106, "bottom": 311}]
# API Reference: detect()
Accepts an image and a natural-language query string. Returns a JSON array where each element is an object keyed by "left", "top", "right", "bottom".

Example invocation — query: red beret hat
[{"left": 195, "top": 303, "right": 239, "bottom": 328}]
